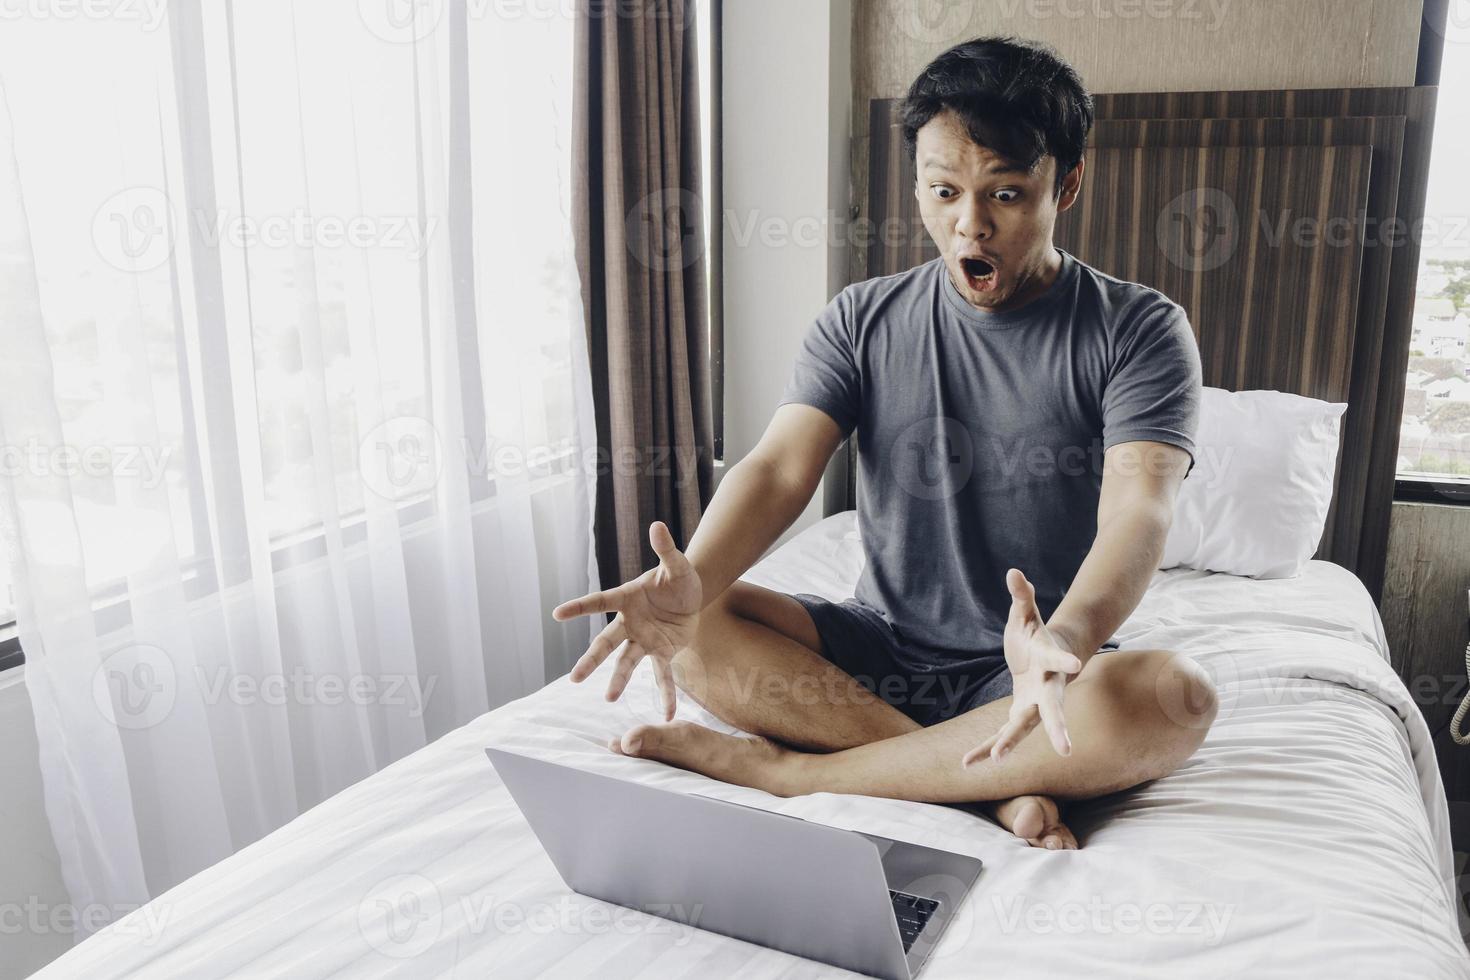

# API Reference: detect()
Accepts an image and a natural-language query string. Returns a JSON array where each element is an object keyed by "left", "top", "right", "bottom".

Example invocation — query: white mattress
[{"left": 36, "top": 512, "right": 1470, "bottom": 978}]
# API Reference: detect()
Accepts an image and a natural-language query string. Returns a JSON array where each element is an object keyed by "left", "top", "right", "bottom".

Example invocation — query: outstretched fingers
[
  {"left": 648, "top": 521, "right": 684, "bottom": 563},
  {"left": 962, "top": 689, "right": 1072, "bottom": 766},
  {"left": 552, "top": 583, "right": 627, "bottom": 622},
  {"left": 651, "top": 655, "right": 677, "bottom": 721},
  {"left": 1035, "top": 644, "right": 1083, "bottom": 675},
  {"left": 1037, "top": 690, "right": 1072, "bottom": 756},
  {"left": 570, "top": 617, "right": 626, "bottom": 683},
  {"left": 649, "top": 520, "right": 696, "bottom": 577},
  {"left": 961, "top": 734, "right": 999, "bottom": 768},
  {"left": 1005, "top": 568, "right": 1041, "bottom": 623},
  {"left": 604, "top": 640, "right": 648, "bottom": 702},
  {"left": 964, "top": 704, "right": 1040, "bottom": 767}
]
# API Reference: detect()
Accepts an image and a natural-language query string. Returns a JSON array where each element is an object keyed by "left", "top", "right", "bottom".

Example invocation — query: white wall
[{"left": 720, "top": 0, "right": 853, "bottom": 549}]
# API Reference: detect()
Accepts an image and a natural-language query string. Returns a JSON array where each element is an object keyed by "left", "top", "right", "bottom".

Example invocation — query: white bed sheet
[{"left": 36, "top": 512, "right": 1470, "bottom": 978}]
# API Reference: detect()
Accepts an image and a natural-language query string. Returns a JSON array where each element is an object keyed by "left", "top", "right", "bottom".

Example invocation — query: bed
[{"left": 33, "top": 510, "right": 1470, "bottom": 978}]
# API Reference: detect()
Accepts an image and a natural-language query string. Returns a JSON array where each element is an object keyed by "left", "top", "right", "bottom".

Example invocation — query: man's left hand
[{"left": 962, "top": 568, "right": 1084, "bottom": 767}]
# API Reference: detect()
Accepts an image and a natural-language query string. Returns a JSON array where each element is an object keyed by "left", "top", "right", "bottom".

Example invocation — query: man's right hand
[{"left": 551, "top": 520, "right": 703, "bottom": 721}]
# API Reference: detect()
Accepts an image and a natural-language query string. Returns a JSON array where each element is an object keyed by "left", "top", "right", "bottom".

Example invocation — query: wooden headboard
[{"left": 839, "top": 87, "right": 1437, "bottom": 602}]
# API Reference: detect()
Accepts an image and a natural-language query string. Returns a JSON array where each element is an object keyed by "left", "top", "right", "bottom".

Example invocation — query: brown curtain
[{"left": 573, "top": 0, "right": 714, "bottom": 587}]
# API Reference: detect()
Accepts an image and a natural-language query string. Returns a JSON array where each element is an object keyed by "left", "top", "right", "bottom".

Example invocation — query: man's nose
[{"left": 954, "top": 198, "right": 993, "bottom": 240}]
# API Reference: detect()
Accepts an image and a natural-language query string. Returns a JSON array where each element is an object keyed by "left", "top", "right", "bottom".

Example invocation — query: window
[
  {"left": 1398, "top": 7, "right": 1470, "bottom": 494},
  {"left": 0, "top": 9, "right": 588, "bottom": 668}
]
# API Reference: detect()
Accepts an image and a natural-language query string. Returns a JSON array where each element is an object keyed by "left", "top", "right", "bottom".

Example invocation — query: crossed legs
[{"left": 621, "top": 583, "right": 1218, "bottom": 848}]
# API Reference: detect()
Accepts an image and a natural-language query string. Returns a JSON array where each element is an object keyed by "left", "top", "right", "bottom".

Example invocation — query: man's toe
[
  {"left": 1039, "top": 824, "right": 1078, "bottom": 850},
  {"left": 994, "top": 795, "right": 1047, "bottom": 839},
  {"left": 1020, "top": 805, "right": 1078, "bottom": 850}
]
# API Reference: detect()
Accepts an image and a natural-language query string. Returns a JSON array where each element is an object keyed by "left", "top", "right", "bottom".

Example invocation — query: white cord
[{"left": 1453, "top": 638, "right": 1470, "bottom": 746}]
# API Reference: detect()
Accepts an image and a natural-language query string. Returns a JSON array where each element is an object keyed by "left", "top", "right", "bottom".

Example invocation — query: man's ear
[{"left": 1056, "top": 156, "right": 1085, "bottom": 212}]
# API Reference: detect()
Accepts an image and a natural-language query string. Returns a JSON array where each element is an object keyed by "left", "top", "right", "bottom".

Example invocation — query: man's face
[{"left": 914, "top": 109, "right": 1082, "bottom": 312}]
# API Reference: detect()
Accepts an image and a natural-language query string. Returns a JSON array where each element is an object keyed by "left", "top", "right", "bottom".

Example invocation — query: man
[{"left": 554, "top": 36, "right": 1217, "bottom": 850}]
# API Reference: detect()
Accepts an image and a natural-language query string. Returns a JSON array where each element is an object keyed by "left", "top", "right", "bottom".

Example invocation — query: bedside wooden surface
[{"left": 1382, "top": 501, "right": 1470, "bottom": 848}]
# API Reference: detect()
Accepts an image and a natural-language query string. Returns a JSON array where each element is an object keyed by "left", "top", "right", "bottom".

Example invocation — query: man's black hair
[{"left": 900, "top": 36, "right": 1093, "bottom": 198}]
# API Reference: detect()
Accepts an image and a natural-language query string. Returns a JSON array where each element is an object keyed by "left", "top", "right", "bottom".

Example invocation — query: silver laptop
[{"left": 485, "top": 746, "right": 982, "bottom": 979}]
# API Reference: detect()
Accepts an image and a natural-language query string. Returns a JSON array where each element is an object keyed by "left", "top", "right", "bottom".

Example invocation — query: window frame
[
  {"left": 0, "top": 444, "right": 586, "bottom": 675},
  {"left": 1395, "top": 0, "right": 1470, "bottom": 506}
]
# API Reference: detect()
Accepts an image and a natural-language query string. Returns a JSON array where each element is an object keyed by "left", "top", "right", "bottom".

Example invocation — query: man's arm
[
  {"left": 1043, "top": 440, "right": 1191, "bottom": 665},
  {"left": 552, "top": 402, "right": 844, "bottom": 718},
  {"left": 683, "top": 403, "right": 847, "bottom": 609}
]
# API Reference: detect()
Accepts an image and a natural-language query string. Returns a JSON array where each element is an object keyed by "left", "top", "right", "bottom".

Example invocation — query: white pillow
[{"left": 1160, "top": 387, "right": 1347, "bottom": 578}]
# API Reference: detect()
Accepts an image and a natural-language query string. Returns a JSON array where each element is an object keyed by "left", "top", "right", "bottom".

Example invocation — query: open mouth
[{"left": 959, "top": 256, "right": 998, "bottom": 291}]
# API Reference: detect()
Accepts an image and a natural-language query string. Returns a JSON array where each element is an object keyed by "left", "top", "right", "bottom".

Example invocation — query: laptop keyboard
[{"left": 888, "top": 890, "right": 940, "bottom": 953}]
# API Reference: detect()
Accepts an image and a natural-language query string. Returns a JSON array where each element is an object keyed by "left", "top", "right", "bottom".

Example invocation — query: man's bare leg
[
  {"left": 670, "top": 583, "right": 920, "bottom": 751},
  {"left": 621, "top": 643, "right": 1218, "bottom": 837},
  {"left": 658, "top": 582, "right": 1086, "bottom": 847}
]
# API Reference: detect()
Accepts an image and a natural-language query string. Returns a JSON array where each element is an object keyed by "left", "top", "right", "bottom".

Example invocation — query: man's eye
[
  {"left": 995, "top": 189, "right": 1021, "bottom": 203},
  {"left": 931, "top": 185, "right": 956, "bottom": 200}
]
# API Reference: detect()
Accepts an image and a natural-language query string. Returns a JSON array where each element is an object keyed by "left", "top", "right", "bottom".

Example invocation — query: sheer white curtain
[{"left": 0, "top": 1, "right": 598, "bottom": 936}]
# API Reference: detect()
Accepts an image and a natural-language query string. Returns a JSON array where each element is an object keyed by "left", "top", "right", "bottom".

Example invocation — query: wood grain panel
[
  {"left": 1087, "top": 115, "right": 1406, "bottom": 571},
  {"left": 1092, "top": 87, "right": 1439, "bottom": 601},
  {"left": 1058, "top": 143, "right": 1370, "bottom": 398},
  {"left": 1382, "top": 501, "right": 1470, "bottom": 808},
  {"left": 1058, "top": 142, "right": 1373, "bottom": 571}
]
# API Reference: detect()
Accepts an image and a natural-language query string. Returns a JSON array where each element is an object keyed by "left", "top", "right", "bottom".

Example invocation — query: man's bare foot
[
  {"left": 609, "top": 721, "right": 801, "bottom": 796},
  {"left": 991, "top": 794, "right": 1076, "bottom": 850},
  {"left": 610, "top": 723, "right": 1077, "bottom": 849}
]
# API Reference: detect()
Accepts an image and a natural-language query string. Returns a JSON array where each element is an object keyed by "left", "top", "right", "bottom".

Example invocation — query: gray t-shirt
[{"left": 779, "top": 247, "right": 1201, "bottom": 661}]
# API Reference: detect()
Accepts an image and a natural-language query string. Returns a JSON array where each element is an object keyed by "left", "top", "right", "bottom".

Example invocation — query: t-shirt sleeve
[
  {"left": 776, "top": 288, "right": 861, "bottom": 438},
  {"left": 1102, "top": 299, "right": 1202, "bottom": 474}
]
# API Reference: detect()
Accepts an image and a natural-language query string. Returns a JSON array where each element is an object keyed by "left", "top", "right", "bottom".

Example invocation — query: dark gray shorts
[
  {"left": 789, "top": 593, "right": 1015, "bottom": 728},
  {"left": 789, "top": 593, "right": 1120, "bottom": 729}
]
